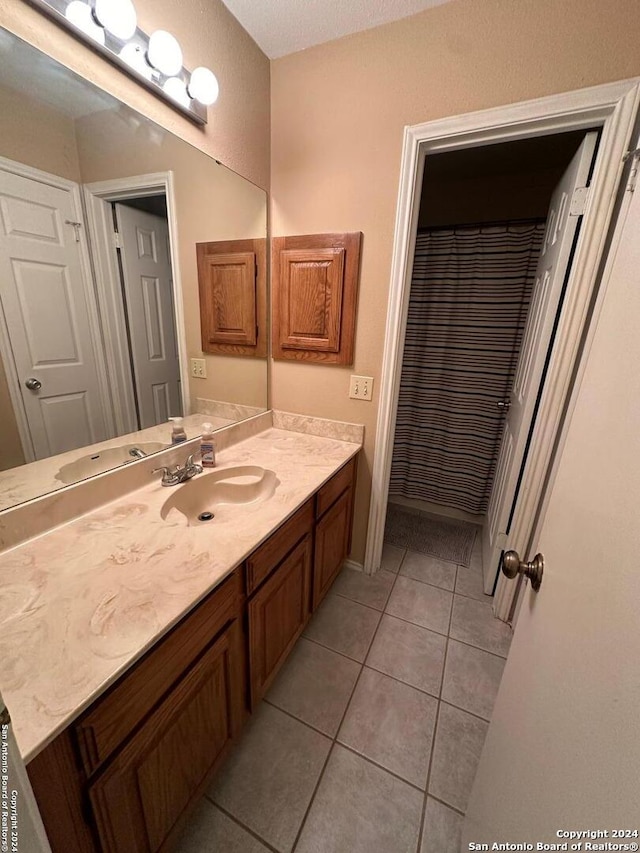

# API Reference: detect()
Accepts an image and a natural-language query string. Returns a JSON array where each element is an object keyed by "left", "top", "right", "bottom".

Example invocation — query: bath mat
[{"left": 384, "top": 503, "right": 477, "bottom": 566}]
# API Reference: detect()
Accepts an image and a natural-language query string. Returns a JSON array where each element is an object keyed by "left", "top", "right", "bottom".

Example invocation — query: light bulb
[
  {"left": 94, "top": 0, "right": 137, "bottom": 41},
  {"left": 147, "top": 30, "right": 183, "bottom": 77},
  {"left": 65, "top": 1, "right": 105, "bottom": 45},
  {"left": 162, "top": 77, "right": 191, "bottom": 108},
  {"left": 119, "top": 43, "right": 153, "bottom": 79},
  {"left": 188, "top": 67, "right": 219, "bottom": 105}
]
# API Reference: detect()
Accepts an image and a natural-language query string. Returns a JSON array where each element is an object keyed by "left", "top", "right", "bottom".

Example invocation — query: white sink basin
[
  {"left": 55, "top": 442, "right": 167, "bottom": 485},
  {"left": 160, "top": 465, "right": 278, "bottom": 525}
]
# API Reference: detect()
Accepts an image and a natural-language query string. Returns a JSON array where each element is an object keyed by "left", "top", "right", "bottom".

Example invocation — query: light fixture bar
[{"left": 25, "top": 0, "right": 211, "bottom": 125}]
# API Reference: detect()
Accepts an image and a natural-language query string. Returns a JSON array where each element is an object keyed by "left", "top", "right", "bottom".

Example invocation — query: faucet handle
[
  {"left": 152, "top": 466, "right": 171, "bottom": 476},
  {"left": 185, "top": 454, "right": 203, "bottom": 473}
]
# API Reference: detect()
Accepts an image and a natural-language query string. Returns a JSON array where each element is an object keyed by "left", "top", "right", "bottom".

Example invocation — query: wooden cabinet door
[
  {"left": 248, "top": 535, "right": 312, "bottom": 705},
  {"left": 313, "top": 487, "right": 352, "bottom": 610},
  {"left": 89, "top": 622, "right": 243, "bottom": 853}
]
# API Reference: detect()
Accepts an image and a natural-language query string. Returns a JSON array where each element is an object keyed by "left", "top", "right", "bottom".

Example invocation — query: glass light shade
[
  {"left": 162, "top": 77, "right": 191, "bottom": 108},
  {"left": 94, "top": 0, "right": 137, "bottom": 41},
  {"left": 187, "top": 66, "right": 219, "bottom": 105},
  {"left": 147, "top": 30, "right": 183, "bottom": 77},
  {"left": 65, "top": 1, "right": 105, "bottom": 44},
  {"left": 119, "top": 43, "right": 153, "bottom": 80}
]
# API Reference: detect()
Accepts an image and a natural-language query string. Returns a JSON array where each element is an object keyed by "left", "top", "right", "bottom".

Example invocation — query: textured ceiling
[{"left": 220, "top": 0, "right": 454, "bottom": 59}]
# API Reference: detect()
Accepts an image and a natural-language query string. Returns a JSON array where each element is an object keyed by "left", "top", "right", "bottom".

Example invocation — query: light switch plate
[
  {"left": 190, "top": 358, "right": 207, "bottom": 379},
  {"left": 349, "top": 375, "right": 373, "bottom": 401}
]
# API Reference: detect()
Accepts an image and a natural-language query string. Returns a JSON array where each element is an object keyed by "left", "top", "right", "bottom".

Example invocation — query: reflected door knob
[
  {"left": 501, "top": 550, "right": 544, "bottom": 592},
  {"left": 25, "top": 377, "right": 42, "bottom": 391}
]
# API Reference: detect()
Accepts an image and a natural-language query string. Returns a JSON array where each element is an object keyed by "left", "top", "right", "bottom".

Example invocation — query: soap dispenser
[
  {"left": 168, "top": 416, "right": 187, "bottom": 444},
  {"left": 200, "top": 423, "right": 216, "bottom": 468}
]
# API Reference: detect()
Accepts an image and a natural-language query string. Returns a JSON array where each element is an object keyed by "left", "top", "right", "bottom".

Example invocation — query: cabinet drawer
[
  {"left": 315, "top": 457, "right": 356, "bottom": 519},
  {"left": 75, "top": 569, "right": 241, "bottom": 776},
  {"left": 248, "top": 535, "right": 312, "bottom": 706},
  {"left": 89, "top": 622, "right": 243, "bottom": 853},
  {"left": 246, "top": 499, "right": 313, "bottom": 595}
]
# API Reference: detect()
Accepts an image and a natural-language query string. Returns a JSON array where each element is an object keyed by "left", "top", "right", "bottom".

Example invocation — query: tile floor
[{"left": 176, "top": 535, "right": 512, "bottom": 853}]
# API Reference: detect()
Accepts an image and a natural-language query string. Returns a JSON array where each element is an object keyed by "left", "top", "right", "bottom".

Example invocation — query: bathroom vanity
[{"left": 0, "top": 414, "right": 361, "bottom": 853}]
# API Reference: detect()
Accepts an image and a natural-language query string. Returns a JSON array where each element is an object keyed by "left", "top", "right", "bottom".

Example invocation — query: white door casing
[
  {"left": 114, "top": 203, "right": 182, "bottom": 429},
  {"left": 463, "top": 140, "right": 640, "bottom": 839},
  {"left": 0, "top": 160, "right": 111, "bottom": 459},
  {"left": 482, "top": 132, "right": 598, "bottom": 593},
  {"left": 364, "top": 80, "right": 640, "bottom": 628}
]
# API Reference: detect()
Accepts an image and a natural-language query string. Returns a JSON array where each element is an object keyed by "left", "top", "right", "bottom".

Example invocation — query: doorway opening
[
  {"left": 365, "top": 80, "right": 639, "bottom": 623},
  {"left": 384, "top": 130, "right": 595, "bottom": 602}
]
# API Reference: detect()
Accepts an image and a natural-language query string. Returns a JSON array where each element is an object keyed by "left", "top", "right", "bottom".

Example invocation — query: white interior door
[
  {"left": 464, "top": 160, "right": 640, "bottom": 839},
  {"left": 0, "top": 166, "right": 109, "bottom": 459},
  {"left": 115, "top": 203, "right": 181, "bottom": 429},
  {"left": 482, "top": 132, "right": 598, "bottom": 593}
]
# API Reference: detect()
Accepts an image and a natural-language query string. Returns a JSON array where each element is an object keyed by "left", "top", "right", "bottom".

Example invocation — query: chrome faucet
[
  {"left": 152, "top": 454, "right": 203, "bottom": 486},
  {"left": 129, "top": 447, "right": 147, "bottom": 459}
]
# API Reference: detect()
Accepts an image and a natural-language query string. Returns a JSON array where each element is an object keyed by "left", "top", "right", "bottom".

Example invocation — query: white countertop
[{"left": 0, "top": 426, "right": 360, "bottom": 763}]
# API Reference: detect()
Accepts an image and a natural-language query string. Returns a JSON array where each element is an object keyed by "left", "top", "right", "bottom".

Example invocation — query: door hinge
[
  {"left": 623, "top": 148, "right": 640, "bottom": 193},
  {"left": 112, "top": 230, "right": 121, "bottom": 249},
  {"left": 569, "top": 186, "right": 590, "bottom": 216}
]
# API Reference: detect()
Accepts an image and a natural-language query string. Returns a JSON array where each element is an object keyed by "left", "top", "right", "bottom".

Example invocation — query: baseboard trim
[{"left": 343, "top": 559, "right": 364, "bottom": 573}]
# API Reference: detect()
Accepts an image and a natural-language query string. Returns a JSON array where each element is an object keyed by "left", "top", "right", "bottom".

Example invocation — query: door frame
[
  {"left": 364, "top": 79, "right": 640, "bottom": 621},
  {"left": 83, "top": 172, "right": 189, "bottom": 436},
  {"left": 0, "top": 155, "right": 114, "bottom": 462}
]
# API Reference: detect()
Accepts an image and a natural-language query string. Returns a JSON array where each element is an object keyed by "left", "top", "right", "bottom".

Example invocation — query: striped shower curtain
[{"left": 389, "top": 221, "right": 546, "bottom": 516}]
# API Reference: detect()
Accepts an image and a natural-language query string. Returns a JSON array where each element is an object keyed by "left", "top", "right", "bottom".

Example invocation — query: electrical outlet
[
  {"left": 190, "top": 358, "right": 207, "bottom": 379},
  {"left": 349, "top": 375, "right": 373, "bottom": 401}
]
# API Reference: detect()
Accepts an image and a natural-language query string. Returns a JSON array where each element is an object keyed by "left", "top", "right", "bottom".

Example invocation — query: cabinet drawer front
[
  {"left": 313, "top": 488, "right": 352, "bottom": 610},
  {"left": 89, "top": 625, "right": 241, "bottom": 853},
  {"left": 76, "top": 569, "right": 240, "bottom": 776},
  {"left": 315, "top": 457, "right": 356, "bottom": 519},
  {"left": 248, "top": 535, "right": 312, "bottom": 705},
  {"left": 246, "top": 499, "right": 313, "bottom": 595}
]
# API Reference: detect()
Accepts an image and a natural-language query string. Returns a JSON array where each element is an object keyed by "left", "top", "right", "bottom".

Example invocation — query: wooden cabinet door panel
[
  {"left": 246, "top": 499, "right": 313, "bottom": 595},
  {"left": 248, "top": 535, "right": 312, "bottom": 705},
  {"left": 89, "top": 623, "right": 242, "bottom": 853},
  {"left": 280, "top": 248, "right": 345, "bottom": 351},
  {"left": 313, "top": 488, "right": 352, "bottom": 610}
]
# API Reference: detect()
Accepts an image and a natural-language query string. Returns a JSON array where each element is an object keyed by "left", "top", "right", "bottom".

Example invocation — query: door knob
[
  {"left": 25, "top": 377, "right": 42, "bottom": 391},
  {"left": 496, "top": 400, "right": 511, "bottom": 411},
  {"left": 501, "top": 550, "right": 544, "bottom": 591}
]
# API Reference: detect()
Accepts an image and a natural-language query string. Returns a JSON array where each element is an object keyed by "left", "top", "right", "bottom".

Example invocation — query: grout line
[
  {"left": 261, "top": 697, "right": 336, "bottom": 740},
  {"left": 202, "top": 799, "right": 281, "bottom": 853},
  {"left": 301, "top": 633, "right": 370, "bottom": 665},
  {"left": 292, "top": 567, "right": 405, "bottom": 851},
  {"left": 334, "top": 741, "right": 428, "bottom": 794},
  {"left": 426, "top": 793, "right": 466, "bottom": 818},
  {"left": 331, "top": 589, "right": 391, "bottom": 613},
  {"left": 438, "top": 698, "right": 493, "bottom": 727}
]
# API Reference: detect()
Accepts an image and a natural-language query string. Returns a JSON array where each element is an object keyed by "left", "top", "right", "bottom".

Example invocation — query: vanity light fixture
[{"left": 27, "top": 0, "right": 219, "bottom": 125}]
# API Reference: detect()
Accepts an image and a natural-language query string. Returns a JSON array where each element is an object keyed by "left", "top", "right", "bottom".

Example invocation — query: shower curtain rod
[{"left": 418, "top": 216, "right": 547, "bottom": 232}]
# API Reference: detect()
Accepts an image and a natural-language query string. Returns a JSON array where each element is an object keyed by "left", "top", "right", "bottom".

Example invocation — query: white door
[
  {"left": 463, "top": 164, "right": 640, "bottom": 839},
  {"left": 482, "top": 132, "right": 598, "bottom": 593},
  {"left": 0, "top": 166, "right": 109, "bottom": 459},
  {"left": 114, "top": 203, "right": 182, "bottom": 429}
]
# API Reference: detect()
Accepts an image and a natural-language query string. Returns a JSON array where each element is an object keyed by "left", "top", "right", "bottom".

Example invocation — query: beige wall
[
  {"left": 0, "top": 0, "right": 270, "bottom": 190},
  {"left": 75, "top": 111, "right": 267, "bottom": 408},
  {"left": 270, "top": 0, "right": 640, "bottom": 563}
]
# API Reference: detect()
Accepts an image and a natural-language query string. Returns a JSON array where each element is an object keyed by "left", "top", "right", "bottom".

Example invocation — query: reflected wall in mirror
[{"left": 0, "top": 27, "right": 268, "bottom": 511}]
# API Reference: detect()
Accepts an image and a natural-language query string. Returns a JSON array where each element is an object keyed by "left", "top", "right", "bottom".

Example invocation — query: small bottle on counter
[
  {"left": 169, "top": 416, "right": 187, "bottom": 444},
  {"left": 200, "top": 423, "right": 216, "bottom": 468}
]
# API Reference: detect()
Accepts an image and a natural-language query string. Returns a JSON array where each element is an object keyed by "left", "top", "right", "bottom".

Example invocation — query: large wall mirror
[{"left": 0, "top": 27, "right": 268, "bottom": 511}]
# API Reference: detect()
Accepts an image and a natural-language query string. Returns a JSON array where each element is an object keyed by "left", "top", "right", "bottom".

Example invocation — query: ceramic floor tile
[
  {"left": 449, "top": 595, "right": 512, "bottom": 657},
  {"left": 366, "top": 614, "right": 446, "bottom": 696},
  {"left": 454, "top": 564, "right": 487, "bottom": 602},
  {"left": 295, "top": 745, "right": 423, "bottom": 853},
  {"left": 385, "top": 575, "right": 453, "bottom": 635},
  {"left": 331, "top": 567, "right": 396, "bottom": 610},
  {"left": 266, "top": 637, "right": 360, "bottom": 736},
  {"left": 381, "top": 543, "right": 406, "bottom": 574},
  {"left": 468, "top": 535, "right": 483, "bottom": 571},
  {"left": 429, "top": 702, "right": 488, "bottom": 813},
  {"left": 420, "top": 797, "right": 464, "bottom": 853},
  {"left": 338, "top": 667, "right": 438, "bottom": 788},
  {"left": 441, "top": 639, "right": 506, "bottom": 721},
  {"left": 175, "top": 800, "right": 270, "bottom": 853},
  {"left": 208, "top": 703, "right": 331, "bottom": 853},
  {"left": 303, "top": 594, "right": 381, "bottom": 662},
  {"left": 400, "top": 551, "right": 457, "bottom": 591}
]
